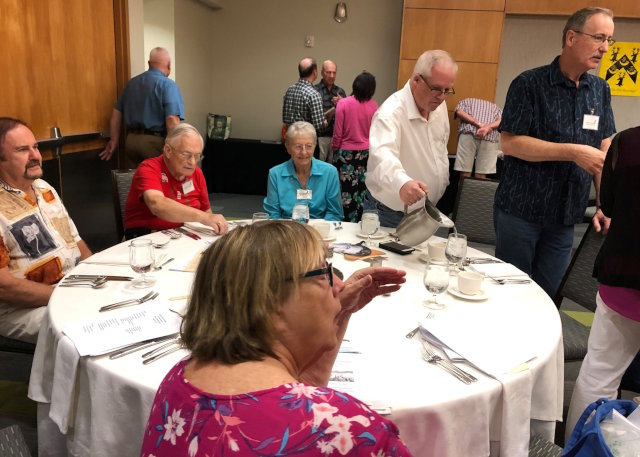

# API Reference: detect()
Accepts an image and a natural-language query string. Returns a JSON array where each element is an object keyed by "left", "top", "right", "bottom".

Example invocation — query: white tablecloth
[{"left": 28, "top": 223, "right": 563, "bottom": 457}]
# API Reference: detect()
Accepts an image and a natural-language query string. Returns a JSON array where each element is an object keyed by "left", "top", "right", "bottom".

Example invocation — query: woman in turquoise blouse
[{"left": 264, "top": 121, "right": 343, "bottom": 221}]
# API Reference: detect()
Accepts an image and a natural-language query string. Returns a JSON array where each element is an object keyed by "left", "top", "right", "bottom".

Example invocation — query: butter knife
[
  {"left": 176, "top": 227, "right": 201, "bottom": 240},
  {"left": 107, "top": 333, "right": 179, "bottom": 359}
]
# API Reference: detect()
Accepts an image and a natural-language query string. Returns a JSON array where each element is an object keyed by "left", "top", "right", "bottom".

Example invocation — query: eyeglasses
[
  {"left": 573, "top": 30, "right": 615, "bottom": 46},
  {"left": 299, "top": 261, "right": 334, "bottom": 287},
  {"left": 291, "top": 143, "right": 315, "bottom": 153},
  {"left": 419, "top": 74, "right": 455, "bottom": 96},
  {"left": 169, "top": 145, "right": 203, "bottom": 162}
]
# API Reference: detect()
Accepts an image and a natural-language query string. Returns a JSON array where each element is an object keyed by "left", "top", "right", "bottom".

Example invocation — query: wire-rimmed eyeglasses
[
  {"left": 419, "top": 74, "right": 455, "bottom": 97},
  {"left": 573, "top": 30, "right": 615, "bottom": 46}
]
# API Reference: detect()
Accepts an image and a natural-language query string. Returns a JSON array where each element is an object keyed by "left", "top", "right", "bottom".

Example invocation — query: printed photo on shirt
[{"left": 9, "top": 214, "right": 57, "bottom": 259}]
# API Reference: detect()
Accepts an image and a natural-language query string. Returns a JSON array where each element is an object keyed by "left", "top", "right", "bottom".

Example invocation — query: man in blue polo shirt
[
  {"left": 99, "top": 47, "right": 185, "bottom": 168},
  {"left": 495, "top": 7, "right": 616, "bottom": 298}
]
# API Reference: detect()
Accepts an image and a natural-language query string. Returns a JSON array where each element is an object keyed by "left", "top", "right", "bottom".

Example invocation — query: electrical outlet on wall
[{"left": 304, "top": 35, "right": 315, "bottom": 47}]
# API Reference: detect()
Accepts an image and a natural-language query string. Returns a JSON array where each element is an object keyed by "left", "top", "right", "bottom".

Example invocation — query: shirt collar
[
  {"left": 283, "top": 158, "right": 321, "bottom": 176},
  {"left": 402, "top": 81, "right": 424, "bottom": 121},
  {"left": 550, "top": 55, "right": 591, "bottom": 88}
]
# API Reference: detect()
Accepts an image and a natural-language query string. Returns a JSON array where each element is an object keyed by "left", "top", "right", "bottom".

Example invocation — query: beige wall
[
  {"left": 497, "top": 15, "right": 640, "bottom": 133},
  {"left": 173, "top": 0, "right": 404, "bottom": 139}
]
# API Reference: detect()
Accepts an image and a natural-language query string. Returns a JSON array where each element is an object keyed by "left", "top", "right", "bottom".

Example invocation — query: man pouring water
[{"left": 364, "top": 50, "right": 458, "bottom": 228}]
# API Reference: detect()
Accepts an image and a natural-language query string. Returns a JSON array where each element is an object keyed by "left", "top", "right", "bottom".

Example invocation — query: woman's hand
[{"left": 338, "top": 267, "right": 406, "bottom": 316}]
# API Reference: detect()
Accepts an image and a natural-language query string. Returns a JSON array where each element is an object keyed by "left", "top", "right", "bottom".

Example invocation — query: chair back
[
  {"left": 450, "top": 177, "right": 499, "bottom": 245},
  {"left": 0, "top": 425, "right": 32, "bottom": 456},
  {"left": 554, "top": 223, "right": 605, "bottom": 311},
  {"left": 111, "top": 169, "right": 136, "bottom": 242}
]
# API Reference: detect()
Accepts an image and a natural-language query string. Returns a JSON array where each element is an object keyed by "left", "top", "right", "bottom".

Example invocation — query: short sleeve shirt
[
  {"left": 314, "top": 81, "right": 347, "bottom": 136},
  {"left": 455, "top": 98, "right": 502, "bottom": 143},
  {"left": 282, "top": 79, "right": 325, "bottom": 132},
  {"left": 496, "top": 56, "right": 615, "bottom": 225},
  {"left": 116, "top": 68, "right": 185, "bottom": 133},
  {"left": 124, "top": 155, "right": 210, "bottom": 231}
]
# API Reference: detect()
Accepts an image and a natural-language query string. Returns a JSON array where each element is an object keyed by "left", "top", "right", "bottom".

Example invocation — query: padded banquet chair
[
  {"left": 450, "top": 177, "right": 499, "bottom": 254},
  {"left": 554, "top": 223, "right": 605, "bottom": 363},
  {"left": 111, "top": 169, "right": 136, "bottom": 242},
  {"left": 0, "top": 425, "right": 32, "bottom": 456},
  {"left": 528, "top": 434, "right": 562, "bottom": 456}
]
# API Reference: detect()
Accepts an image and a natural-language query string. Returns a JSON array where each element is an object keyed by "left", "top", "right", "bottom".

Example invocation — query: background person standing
[{"left": 99, "top": 47, "right": 185, "bottom": 168}]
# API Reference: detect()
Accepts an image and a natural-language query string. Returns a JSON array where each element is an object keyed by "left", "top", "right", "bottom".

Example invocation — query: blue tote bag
[{"left": 563, "top": 398, "right": 637, "bottom": 457}]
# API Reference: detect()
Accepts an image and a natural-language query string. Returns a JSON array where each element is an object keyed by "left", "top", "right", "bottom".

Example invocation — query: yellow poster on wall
[{"left": 599, "top": 42, "right": 640, "bottom": 97}]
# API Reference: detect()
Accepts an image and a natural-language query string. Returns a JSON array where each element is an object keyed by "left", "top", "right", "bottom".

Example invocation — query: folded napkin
[
  {"left": 184, "top": 221, "right": 216, "bottom": 236},
  {"left": 469, "top": 262, "right": 530, "bottom": 278}
]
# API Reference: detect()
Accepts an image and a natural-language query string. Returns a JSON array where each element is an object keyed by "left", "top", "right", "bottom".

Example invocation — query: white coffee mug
[
  {"left": 427, "top": 240, "right": 447, "bottom": 259},
  {"left": 457, "top": 271, "right": 484, "bottom": 295},
  {"left": 310, "top": 221, "right": 331, "bottom": 239}
]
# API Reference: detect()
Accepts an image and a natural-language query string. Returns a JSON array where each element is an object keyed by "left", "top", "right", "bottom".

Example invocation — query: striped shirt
[{"left": 455, "top": 98, "right": 502, "bottom": 143}]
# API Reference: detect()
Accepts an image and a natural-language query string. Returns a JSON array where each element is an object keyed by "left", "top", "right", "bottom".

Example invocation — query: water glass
[
  {"left": 423, "top": 258, "right": 450, "bottom": 309},
  {"left": 445, "top": 233, "right": 468, "bottom": 274},
  {"left": 360, "top": 209, "right": 380, "bottom": 246},
  {"left": 129, "top": 239, "right": 157, "bottom": 288},
  {"left": 251, "top": 212, "right": 269, "bottom": 224},
  {"left": 291, "top": 203, "right": 309, "bottom": 224}
]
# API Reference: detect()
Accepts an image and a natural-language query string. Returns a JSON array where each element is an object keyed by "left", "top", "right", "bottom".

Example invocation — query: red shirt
[{"left": 124, "top": 155, "right": 210, "bottom": 231}]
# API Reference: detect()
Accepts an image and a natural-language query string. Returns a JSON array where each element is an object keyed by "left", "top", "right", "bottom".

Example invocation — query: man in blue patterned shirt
[
  {"left": 494, "top": 7, "right": 616, "bottom": 298},
  {"left": 282, "top": 58, "right": 326, "bottom": 135}
]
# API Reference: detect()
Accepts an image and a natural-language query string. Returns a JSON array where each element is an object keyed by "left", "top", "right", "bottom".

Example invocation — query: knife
[
  {"left": 107, "top": 333, "right": 179, "bottom": 359},
  {"left": 66, "top": 275, "right": 133, "bottom": 281},
  {"left": 176, "top": 227, "right": 200, "bottom": 240}
]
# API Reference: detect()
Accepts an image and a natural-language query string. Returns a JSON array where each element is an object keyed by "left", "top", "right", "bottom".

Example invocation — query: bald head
[
  {"left": 321, "top": 60, "right": 337, "bottom": 88},
  {"left": 149, "top": 47, "right": 171, "bottom": 76},
  {"left": 298, "top": 57, "right": 317, "bottom": 81}
]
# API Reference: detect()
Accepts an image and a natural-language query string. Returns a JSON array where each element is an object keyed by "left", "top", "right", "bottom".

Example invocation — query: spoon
[
  {"left": 59, "top": 278, "right": 108, "bottom": 289},
  {"left": 152, "top": 237, "right": 171, "bottom": 248}
]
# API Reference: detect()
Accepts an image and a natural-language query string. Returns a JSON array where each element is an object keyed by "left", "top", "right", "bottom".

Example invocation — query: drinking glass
[
  {"left": 423, "top": 258, "right": 450, "bottom": 309},
  {"left": 251, "top": 212, "right": 269, "bottom": 224},
  {"left": 360, "top": 210, "right": 380, "bottom": 246},
  {"left": 445, "top": 233, "right": 468, "bottom": 274},
  {"left": 129, "top": 239, "right": 156, "bottom": 288},
  {"left": 291, "top": 203, "right": 309, "bottom": 224}
]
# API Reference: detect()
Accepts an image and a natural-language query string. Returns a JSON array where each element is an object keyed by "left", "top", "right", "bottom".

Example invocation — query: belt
[{"left": 127, "top": 128, "right": 165, "bottom": 137}]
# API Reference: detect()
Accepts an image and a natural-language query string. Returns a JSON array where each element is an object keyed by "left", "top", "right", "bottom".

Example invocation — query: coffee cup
[
  {"left": 427, "top": 240, "right": 447, "bottom": 260},
  {"left": 457, "top": 271, "right": 484, "bottom": 295},
  {"left": 310, "top": 221, "right": 331, "bottom": 239}
]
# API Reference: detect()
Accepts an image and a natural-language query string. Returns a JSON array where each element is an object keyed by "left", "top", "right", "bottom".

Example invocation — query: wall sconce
[{"left": 334, "top": 2, "right": 347, "bottom": 23}]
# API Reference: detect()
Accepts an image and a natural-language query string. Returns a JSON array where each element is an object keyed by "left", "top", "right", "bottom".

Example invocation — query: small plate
[
  {"left": 355, "top": 231, "right": 387, "bottom": 240},
  {"left": 448, "top": 286, "right": 488, "bottom": 301}
]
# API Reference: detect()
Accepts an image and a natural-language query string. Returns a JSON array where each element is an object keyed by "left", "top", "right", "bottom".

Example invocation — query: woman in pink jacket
[{"left": 332, "top": 72, "right": 378, "bottom": 222}]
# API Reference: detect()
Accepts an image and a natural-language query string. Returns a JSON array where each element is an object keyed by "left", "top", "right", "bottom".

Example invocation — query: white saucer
[
  {"left": 448, "top": 286, "right": 488, "bottom": 301},
  {"left": 323, "top": 234, "right": 337, "bottom": 242},
  {"left": 355, "top": 231, "right": 387, "bottom": 240}
]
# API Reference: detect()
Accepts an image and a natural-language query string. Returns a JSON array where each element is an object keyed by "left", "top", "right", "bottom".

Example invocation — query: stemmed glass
[
  {"left": 251, "top": 212, "right": 269, "bottom": 224},
  {"left": 360, "top": 209, "right": 380, "bottom": 247},
  {"left": 445, "top": 233, "right": 468, "bottom": 275},
  {"left": 291, "top": 203, "right": 310, "bottom": 224},
  {"left": 129, "top": 239, "right": 157, "bottom": 288},
  {"left": 423, "top": 258, "right": 450, "bottom": 309}
]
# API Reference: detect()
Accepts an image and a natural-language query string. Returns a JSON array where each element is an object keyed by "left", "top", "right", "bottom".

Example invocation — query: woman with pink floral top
[{"left": 140, "top": 221, "right": 411, "bottom": 456}]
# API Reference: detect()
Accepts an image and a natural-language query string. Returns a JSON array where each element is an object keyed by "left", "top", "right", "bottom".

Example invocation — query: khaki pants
[
  {"left": 317, "top": 137, "right": 333, "bottom": 163},
  {"left": 125, "top": 133, "right": 165, "bottom": 169}
]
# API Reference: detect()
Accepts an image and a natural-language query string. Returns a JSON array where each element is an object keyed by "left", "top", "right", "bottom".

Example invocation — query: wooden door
[
  {"left": 0, "top": 0, "right": 129, "bottom": 251},
  {"left": 0, "top": 0, "right": 129, "bottom": 156}
]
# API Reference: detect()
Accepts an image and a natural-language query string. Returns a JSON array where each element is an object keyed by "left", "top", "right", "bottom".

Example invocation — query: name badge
[
  {"left": 182, "top": 179, "right": 195, "bottom": 194},
  {"left": 583, "top": 114, "right": 600, "bottom": 131},
  {"left": 297, "top": 189, "right": 312, "bottom": 200}
]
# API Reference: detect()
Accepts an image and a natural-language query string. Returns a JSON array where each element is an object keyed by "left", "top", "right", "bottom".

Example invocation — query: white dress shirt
[{"left": 366, "top": 81, "right": 450, "bottom": 212}]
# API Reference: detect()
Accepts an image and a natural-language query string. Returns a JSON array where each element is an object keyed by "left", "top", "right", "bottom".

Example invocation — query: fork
[
  {"left": 405, "top": 313, "right": 434, "bottom": 339},
  {"left": 99, "top": 291, "right": 158, "bottom": 312},
  {"left": 422, "top": 341, "right": 477, "bottom": 383},
  {"left": 161, "top": 229, "right": 182, "bottom": 239}
]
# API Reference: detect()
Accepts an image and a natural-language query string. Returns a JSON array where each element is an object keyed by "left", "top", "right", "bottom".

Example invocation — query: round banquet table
[{"left": 28, "top": 222, "right": 563, "bottom": 457}]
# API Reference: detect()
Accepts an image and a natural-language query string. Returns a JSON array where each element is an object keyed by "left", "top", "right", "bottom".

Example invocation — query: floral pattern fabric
[
  {"left": 333, "top": 149, "right": 369, "bottom": 223},
  {"left": 141, "top": 359, "right": 412, "bottom": 456}
]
